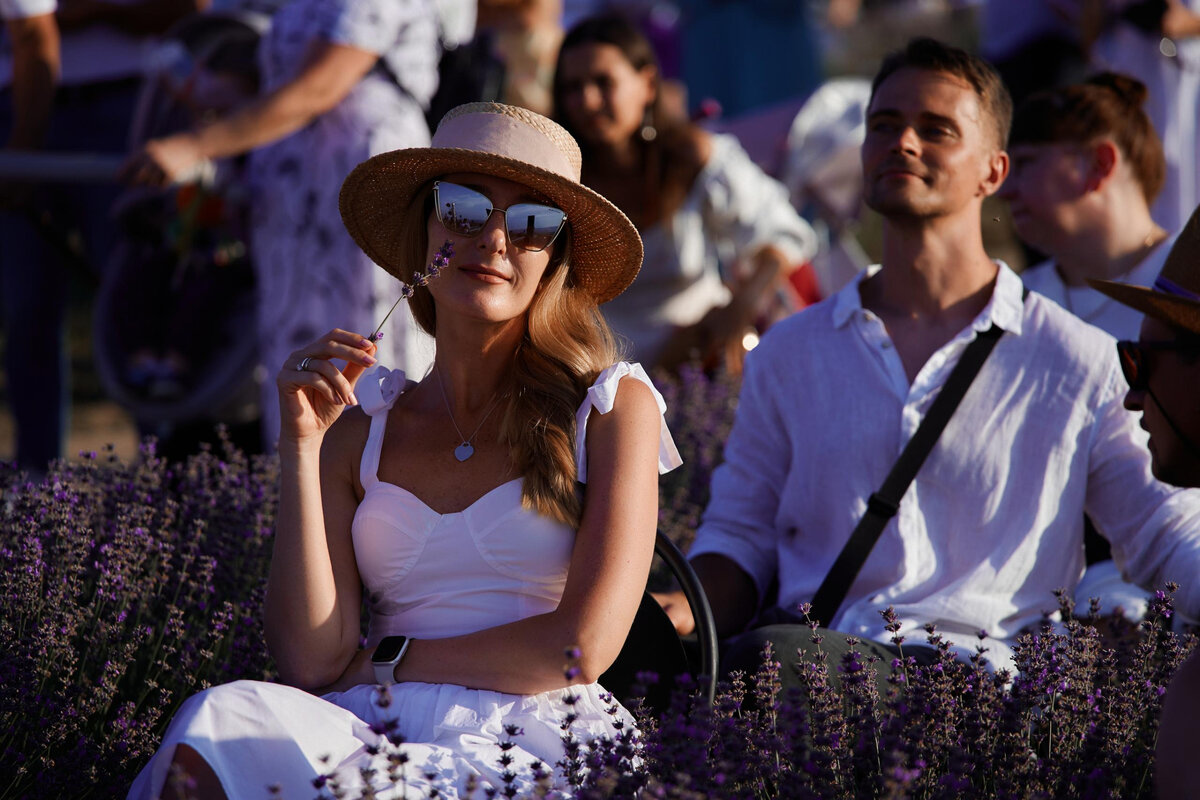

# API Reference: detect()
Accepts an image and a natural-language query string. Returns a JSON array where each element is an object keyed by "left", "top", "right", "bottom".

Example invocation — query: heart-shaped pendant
[{"left": 454, "top": 443, "right": 474, "bottom": 462}]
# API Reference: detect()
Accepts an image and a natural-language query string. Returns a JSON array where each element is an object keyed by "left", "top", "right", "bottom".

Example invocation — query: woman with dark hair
[
  {"left": 552, "top": 13, "right": 817, "bottom": 371},
  {"left": 1000, "top": 72, "right": 1174, "bottom": 339},
  {"left": 128, "top": 102, "right": 681, "bottom": 800}
]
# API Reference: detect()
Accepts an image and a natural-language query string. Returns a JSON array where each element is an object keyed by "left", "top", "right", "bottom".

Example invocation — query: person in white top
[
  {"left": 1090, "top": 0, "right": 1200, "bottom": 234},
  {"left": 1001, "top": 71, "right": 1179, "bottom": 620},
  {"left": 129, "top": 102, "right": 683, "bottom": 800},
  {"left": 552, "top": 13, "right": 817, "bottom": 372},
  {"left": 1003, "top": 72, "right": 1173, "bottom": 341},
  {"left": 654, "top": 37, "right": 1200, "bottom": 685}
]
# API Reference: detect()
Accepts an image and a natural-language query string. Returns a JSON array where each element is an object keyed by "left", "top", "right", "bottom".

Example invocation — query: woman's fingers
[{"left": 279, "top": 330, "right": 378, "bottom": 406}]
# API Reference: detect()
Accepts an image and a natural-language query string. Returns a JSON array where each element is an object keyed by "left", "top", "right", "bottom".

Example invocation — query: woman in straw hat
[{"left": 128, "top": 102, "right": 682, "bottom": 800}]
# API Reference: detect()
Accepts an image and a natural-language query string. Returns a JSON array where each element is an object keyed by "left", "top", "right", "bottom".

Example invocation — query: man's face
[
  {"left": 862, "top": 67, "right": 1007, "bottom": 221},
  {"left": 1123, "top": 316, "right": 1200, "bottom": 488}
]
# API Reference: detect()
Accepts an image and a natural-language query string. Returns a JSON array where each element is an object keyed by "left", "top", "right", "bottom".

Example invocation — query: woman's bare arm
[{"left": 124, "top": 39, "right": 379, "bottom": 185}]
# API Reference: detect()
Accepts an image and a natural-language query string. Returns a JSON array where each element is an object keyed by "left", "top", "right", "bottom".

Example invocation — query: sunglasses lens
[
  {"left": 1118, "top": 341, "right": 1144, "bottom": 390},
  {"left": 505, "top": 203, "right": 566, "bottom": 251},
  {"left": 436, "top": 182, "right": 493, "bottom": 237}
]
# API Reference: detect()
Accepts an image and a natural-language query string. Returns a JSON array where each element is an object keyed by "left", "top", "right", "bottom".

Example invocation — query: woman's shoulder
[
  {"left": 322, "top": 405, "right": 373, "bottom": 489},
  {"left": 574, "top": 362, "right": 682, "bottom": 481}
]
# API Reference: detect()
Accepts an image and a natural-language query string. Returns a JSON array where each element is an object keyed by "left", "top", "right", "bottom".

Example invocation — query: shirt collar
[{"left": 832, "top": 260, "right": 1025, "bottom": 336}]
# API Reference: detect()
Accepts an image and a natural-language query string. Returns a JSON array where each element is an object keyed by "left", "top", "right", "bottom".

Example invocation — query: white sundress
[{"left": 127, "top": 362, "right": 682, "bottom": 800}]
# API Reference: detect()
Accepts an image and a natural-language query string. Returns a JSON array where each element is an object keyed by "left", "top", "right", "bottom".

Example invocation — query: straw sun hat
[
  {"left": 339, "top": 102, "right": 643, "bottom": 305},
  {"left": 1091, "top": 204, "right": 1200, "bottom": 336}
]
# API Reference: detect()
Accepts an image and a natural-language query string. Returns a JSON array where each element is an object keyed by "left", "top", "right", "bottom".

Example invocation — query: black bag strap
[{"left": 807, "top": 291, "right": 1024, "bottom": 627}]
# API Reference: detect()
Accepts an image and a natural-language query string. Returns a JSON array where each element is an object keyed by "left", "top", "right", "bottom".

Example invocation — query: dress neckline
[{"left": 365, "top": 477, "right": 523, "bottom": 518}]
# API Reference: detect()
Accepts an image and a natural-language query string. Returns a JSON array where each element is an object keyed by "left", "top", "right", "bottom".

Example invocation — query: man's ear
[
  {"left": 980, "top": 148, "right": 1010, "bottom": 198},
  {"left": 1086, "top": 139, "right": 1120, "bottom": 192}
]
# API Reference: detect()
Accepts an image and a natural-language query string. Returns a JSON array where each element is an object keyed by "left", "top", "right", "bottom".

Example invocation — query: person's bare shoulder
[{"left": 321, "top": 406, "right": 373, "bottom": 496}]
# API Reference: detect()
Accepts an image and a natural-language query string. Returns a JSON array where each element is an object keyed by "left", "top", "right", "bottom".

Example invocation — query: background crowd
[
  {"left": 1, "top": 0, "right": 1198, "bottom": 470},
  {"left": 0, "top": 0, "right": 1194, "bottom": 472}
]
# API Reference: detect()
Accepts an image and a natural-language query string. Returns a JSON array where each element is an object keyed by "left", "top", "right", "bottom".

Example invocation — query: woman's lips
[{"left": 459, "top": 264, "right": 509, "bottom": 283}]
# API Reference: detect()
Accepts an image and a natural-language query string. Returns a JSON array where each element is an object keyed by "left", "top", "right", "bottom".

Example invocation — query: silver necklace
[{"left": 434, "top": 366, "right": 503, "bottom": 462}]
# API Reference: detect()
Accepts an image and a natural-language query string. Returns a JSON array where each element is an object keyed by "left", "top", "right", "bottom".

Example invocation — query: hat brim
[
  {"left": 339, "top": 147, "right": 643, "bottom": 304},
  {"left": 1089, "top": 278, "right": 1200, "bottom": 336}
]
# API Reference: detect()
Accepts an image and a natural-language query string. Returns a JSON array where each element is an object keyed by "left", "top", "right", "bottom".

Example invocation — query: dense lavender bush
[
  {"left": 654, "top": 365, "right": 739, "bottom": 557},
  {"left": 0, "top": 368, "right": 1195, "bottom": 798},
  {"left": 0, "top": 438, "right": 278, "bottom": 798}
]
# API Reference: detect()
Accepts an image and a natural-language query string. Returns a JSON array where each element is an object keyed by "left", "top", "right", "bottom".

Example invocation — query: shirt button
[{"left": 881, "top": 341, "right": 892, "bottom": 349}]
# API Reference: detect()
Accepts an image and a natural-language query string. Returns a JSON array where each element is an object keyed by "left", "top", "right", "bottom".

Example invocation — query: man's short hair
[{"left": 870, "top": 37, "right": 1012, "bottom": 148}]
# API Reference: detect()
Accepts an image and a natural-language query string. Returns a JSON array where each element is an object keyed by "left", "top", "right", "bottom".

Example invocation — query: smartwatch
[{"left": 371, "top": 635, "right": 412, "bottom": 686}]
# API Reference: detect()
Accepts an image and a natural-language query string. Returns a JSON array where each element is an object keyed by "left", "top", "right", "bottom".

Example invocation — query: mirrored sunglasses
[
  {"left": 433, "top": 181, "right": 567, "bottom": 252},
  {"left": 1116, "top": 339, "right": 1200, "bottom": 391}
]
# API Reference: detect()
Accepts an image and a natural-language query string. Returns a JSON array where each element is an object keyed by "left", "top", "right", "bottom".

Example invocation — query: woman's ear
[{"left": 1087, "top": 139, "right": 1120, "bottom": 192}]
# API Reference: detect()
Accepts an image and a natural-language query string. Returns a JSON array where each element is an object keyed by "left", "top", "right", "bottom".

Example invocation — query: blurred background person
[
  {"left": 124, "top": 0, "right": 442, "bottom": 450},
  {"left": 1000, "top": 70, "right": 1175, "bottom": 621},
  {"left": 1090, "top": 0, "right": 1200, "bottom": 232},
  {"left": 0, "top": 0, "right": 58, "bottom": 474},
  {"left": 0, "top": 0, "right": 201, "bottom": 474},
  {"left": 978, "top": 0, "right": 1089, "bottom": 109},
  {"left": 477, "top": 0, "right": 561, "bottom": 116},
  {"left": 552, "top": 12, "right": 817, "bottom": 372},
  {"left": 1002, "top": 72, "right": 1173, "bottom": 339}
]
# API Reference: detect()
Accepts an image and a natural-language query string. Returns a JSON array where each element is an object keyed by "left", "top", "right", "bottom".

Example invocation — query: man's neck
[
  {"left": 867, "top": 215, "right": 999, "bottom": 320},
  {"left": 859, "top": 215, "right": 1000, "bottom": 384}
]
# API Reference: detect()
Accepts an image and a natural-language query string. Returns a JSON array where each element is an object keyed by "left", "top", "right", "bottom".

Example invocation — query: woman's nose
[
  {"left": 1124, "top": 386, "right": 1146, "bottom": 412},
  {"left": 475, "top": 209, "right": 508, "bottom": 252},
  {"left": 580, "top": 84, "right": 604, "bottom": 112}
]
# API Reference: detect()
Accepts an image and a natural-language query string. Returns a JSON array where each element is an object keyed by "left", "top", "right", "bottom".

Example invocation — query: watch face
[{"left": 373, "top": 636, "right": 409, "bottom": 663}]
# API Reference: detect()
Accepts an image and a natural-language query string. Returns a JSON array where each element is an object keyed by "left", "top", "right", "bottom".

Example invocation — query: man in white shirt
[{"left": 656, "top": 37, "right": 1200, "bottom": 684}]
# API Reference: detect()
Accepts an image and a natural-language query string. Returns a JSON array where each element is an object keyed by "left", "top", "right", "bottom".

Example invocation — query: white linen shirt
[{"left": 690, "top": 262, "right": 1200, "bottom": 672}]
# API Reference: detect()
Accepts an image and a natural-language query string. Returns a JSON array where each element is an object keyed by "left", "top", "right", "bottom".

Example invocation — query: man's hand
[{"left": 651, "top": 590, "right": 696, "bottom": 636}]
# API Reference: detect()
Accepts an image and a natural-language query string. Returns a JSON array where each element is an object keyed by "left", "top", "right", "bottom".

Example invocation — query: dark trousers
[
  {"left": 0, "top": 79, "right": 138, "bottom": 471},
  {"left": 720, "top": 609, "right": 942, "bottom": 698}
]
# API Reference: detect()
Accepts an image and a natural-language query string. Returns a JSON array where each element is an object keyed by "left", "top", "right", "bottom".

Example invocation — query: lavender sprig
[{"left": 368, "top": 240, "right": 454, "bottom": 343}]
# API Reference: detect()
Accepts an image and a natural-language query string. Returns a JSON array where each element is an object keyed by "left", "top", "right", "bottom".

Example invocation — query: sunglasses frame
[
  {"left": 433, "top": 180, "right": 567, "bottom": 253},
  {"left": 1116, "top": 339, "right": 1200, "bottom": 391}
]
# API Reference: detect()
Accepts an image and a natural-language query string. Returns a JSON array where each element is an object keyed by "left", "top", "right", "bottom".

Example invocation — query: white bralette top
[{"left": 350, "top": 362, "right": 682, "bottom": 646}]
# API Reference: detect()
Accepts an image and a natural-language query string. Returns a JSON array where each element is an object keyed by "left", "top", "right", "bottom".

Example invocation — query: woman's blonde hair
[{"left": 400, "top": 182, "right": 622, "bottom": 527}]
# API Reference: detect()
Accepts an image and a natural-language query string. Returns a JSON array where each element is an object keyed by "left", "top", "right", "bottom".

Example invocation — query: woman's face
[
  {"left": 423, "top": 173, "right": 562, "bottom": 326},
  {"left": 556, "top": 42, "right": 656, "bottom": 149},
  {"left": 999, "top": 141, "right": 1093, "bottom": 255}
]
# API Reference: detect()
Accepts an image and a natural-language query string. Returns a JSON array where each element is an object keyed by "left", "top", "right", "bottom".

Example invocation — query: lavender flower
[{"left": 368, "top": 241, "right": 454, "bottom": 343}]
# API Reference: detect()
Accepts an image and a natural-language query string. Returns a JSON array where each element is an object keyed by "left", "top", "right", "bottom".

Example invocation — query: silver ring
[{"left": 297, "top": 356, "right": 312, "bottom": 372}]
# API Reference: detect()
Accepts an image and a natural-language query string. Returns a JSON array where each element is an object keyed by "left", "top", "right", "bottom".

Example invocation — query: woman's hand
[
  {"left": 121, "top": 133, "right": 205, "bottom": 187},
  {"left": 276, "top": 329, "right": 378, "bottom": 446}
]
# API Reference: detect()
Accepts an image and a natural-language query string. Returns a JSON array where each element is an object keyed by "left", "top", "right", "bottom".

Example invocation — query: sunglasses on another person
[
  {"left": 1116, "top": 339, "right": 1200, "bottom": 391},
  {"left": 433, "top": 181, "right": 567, "bottom": 252}
]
